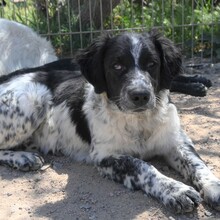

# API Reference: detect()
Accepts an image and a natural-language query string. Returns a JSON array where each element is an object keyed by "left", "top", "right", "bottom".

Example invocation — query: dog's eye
[
  {"left": 113, "top": 64, "right": 123, "bottom": 71},
  {"left": 147, "top": 62, "right": 156, "bottom": 68}
]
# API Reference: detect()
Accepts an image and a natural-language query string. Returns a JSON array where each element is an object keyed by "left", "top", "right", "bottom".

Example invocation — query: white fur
[
  {"left": 0, "top": 19, "right": 57, "bottom": 76},
  {"left": 131, "top": 35, "right": 142, "bottom": 64},
  {"left": 83, "top": 85, "right": 182, "bottom": 162}
]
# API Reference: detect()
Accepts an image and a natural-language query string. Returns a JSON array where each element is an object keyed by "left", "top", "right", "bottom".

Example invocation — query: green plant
[
  {"left": 1, "top": 0, "right": 80, "bottom": 56},
  {"left": 1, "top": 0, "right": 219, "bottom": 60},
  {"left": 106, "top": 0, "right": 220, "bottom": 60}
]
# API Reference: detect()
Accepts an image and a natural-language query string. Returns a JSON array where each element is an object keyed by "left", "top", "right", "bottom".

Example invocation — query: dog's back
[{"left": 0, "top": 19, "right": 57, "bottom": 76}]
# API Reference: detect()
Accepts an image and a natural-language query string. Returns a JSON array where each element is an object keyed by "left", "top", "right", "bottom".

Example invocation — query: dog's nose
[{"left": 129, "top": 90, "right": 151, "bottom": 107}]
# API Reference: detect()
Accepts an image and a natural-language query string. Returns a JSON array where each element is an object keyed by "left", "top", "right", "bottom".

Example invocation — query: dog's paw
[
  {"left": 192, "top": 75, "right": 212, "bottom": 88},
  {"left": 201, "top": 180, "right": 220, "bottom": 211},
  {"left": 190, "top": 83, "right": 207, "bottom": 97},
  {"left": 6, "top": 151, "right": 44, "bottom": 171},
  {"left": 162, "top": 182, "right": 202, "bottom": 213}
]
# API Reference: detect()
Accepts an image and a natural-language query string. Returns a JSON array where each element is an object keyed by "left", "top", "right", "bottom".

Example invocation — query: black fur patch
[{"left": 32, "top": 59, "right": 92, "bottom": 144}]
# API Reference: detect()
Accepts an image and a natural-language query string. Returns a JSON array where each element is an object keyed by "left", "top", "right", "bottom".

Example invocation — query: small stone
[
  {"left": 91, "top": 199, "right": 97, "bottom": 204},
  {"left": 80, "top": 204, "right": 91, "bottom": 210},
  {"left": 109, "top": 193, "right": 114, "bottom": 197},
  {"left": 168, "top": 216, "right": 175, "bottom": 220},
  {"left": 204, "top": 210, "right": 212, "bottom": 217},
  {"left": 40, "top": 164, "right": 51, "bottom": 171},
  {"left": 89, "top": 215, "right": 96, "bottom": 220},
  {"left": 34, "top": 176, "right": 42, "bottom": 182}
]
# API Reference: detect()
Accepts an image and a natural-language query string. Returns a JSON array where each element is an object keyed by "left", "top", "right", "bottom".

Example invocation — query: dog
[
  {"left": 0, "top": 18, "right": 57, "bottom": 76},
  {"left": 0, "top": 18, "right": 211, "bottom": 97},
  {"left": 171, "top": 74, "right": 212, "bottom": 97},
  {"left": 0, "top": 30, "right": 219, "bottom": 214}
]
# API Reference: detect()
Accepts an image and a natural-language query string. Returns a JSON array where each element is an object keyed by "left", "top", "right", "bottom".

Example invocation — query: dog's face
[
  {"left": 77, "top": 30, "right": 182, "bottom": 112},
  {"left": 102, "top": 33, "right": 161, "bottom": 112}
]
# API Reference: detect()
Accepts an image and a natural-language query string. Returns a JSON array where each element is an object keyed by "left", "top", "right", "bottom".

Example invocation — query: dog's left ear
[
  {"left": 76, "top": 35, "right": 110, "bottom": 94},
  {"left": 149, "top": 29, "right": 182, "bottom": 89}
]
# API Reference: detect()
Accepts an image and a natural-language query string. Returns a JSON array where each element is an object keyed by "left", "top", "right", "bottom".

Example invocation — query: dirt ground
[{"left": 0, "top": 64, "right": 220, "bottom": 220}]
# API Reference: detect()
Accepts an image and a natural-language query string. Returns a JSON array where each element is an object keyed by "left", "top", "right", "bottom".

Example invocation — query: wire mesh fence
[{"left": 0, "top": 0, "right": 220, "bottom": 63}]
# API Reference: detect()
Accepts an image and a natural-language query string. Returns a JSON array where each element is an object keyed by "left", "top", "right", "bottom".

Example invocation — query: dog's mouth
[
  {"left": 132, "top": 107, "right": 150, "bottom": 112},
  {"left": 115, "top": 95, "right": 156, "bottom": 113}
]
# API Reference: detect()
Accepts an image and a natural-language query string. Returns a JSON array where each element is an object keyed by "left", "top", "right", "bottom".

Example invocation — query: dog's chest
[
  {"left": 88, "top": 108, "right": 163, "bottom": 160},
  {"left": 86, "top": 95, "right": 181, "bottom": 161}
]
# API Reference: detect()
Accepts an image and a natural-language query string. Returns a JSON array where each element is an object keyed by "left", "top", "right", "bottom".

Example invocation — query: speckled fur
[{"left": 0, "top": 31, "right": 220, "bottom": 213}]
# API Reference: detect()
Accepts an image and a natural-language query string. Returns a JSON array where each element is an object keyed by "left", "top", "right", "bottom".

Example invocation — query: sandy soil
[{"left": 0, "top": 64, "right": 220, "bottom": 220}]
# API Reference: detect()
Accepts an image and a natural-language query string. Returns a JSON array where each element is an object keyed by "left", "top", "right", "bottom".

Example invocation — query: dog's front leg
[
  {"left": 165, "top": 131, "right": 220, "bottom": 210},
  {"left": 98, "top": 155, "right": 201, "bottom": 213}
]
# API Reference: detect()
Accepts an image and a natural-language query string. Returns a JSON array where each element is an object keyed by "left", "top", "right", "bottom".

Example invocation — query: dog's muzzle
[
  {"left": 128, "top": 89, "right": 151, "bottom": 108},
  {"left": 117, "top": 71, "right": 156, "bottom": 112},
  {"left": 119, "top": 84, "right": 155, "bottom": 112}
]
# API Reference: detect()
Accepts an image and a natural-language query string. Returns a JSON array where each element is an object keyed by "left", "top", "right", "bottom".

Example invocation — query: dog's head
[{"left": 77, "top": 30, "right": 182, "bottom": 112}]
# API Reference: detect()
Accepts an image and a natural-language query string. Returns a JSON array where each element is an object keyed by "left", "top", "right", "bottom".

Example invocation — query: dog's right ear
[
  {"left": 76, "top": 35, "right": 110, "bottom": 94},
  {"left": 149, "top": 29, "right": 182, "bottom": 90}
]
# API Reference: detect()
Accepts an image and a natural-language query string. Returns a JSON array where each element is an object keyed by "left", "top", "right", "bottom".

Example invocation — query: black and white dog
[{"left": 0, "top": 30, "right": 220, "bottom": 213}]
